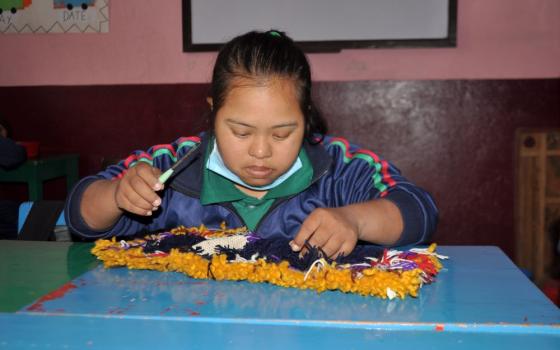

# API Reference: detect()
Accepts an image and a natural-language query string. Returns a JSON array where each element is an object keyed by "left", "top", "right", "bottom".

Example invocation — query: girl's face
[{"left": 213, "top": 77, "right": 305, "bottom": 188}]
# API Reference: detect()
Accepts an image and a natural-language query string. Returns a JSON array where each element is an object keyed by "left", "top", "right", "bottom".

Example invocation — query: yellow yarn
[{"left": 91, "top": 227, "right": 443, "bottom": 299}]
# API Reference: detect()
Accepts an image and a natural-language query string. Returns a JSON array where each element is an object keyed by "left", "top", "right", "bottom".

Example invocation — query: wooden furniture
[
  {"left": 516, "top": 129, "right": 560, "bottom": 285},
  {"left": 0, "top": 241, "right": 558, "bottom": 349},
  {"left": 0, "top": 154, "right": 79, "bottom": 200}
]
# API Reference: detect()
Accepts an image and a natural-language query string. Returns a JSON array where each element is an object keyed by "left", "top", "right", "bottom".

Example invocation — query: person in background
[
  {"left": 0, "top": 118, "right": 26, "bottom": 170},
  {"left": 0, "top": 118, "right": 27, "bottom": 239}
]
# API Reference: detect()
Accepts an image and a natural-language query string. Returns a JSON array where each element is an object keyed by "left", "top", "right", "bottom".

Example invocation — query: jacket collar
[
  {"left": 170, "top": 132, "right": 332, "bottom": 198},
  {"left": 303, "top": 136, "right": 332, "bottom": 184},
  {"left": 168, "top": 132, "right": 210, "bottom": 198}
]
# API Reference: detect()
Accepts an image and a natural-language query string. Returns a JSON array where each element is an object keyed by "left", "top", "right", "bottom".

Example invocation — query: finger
[
  {"left": 299, "top": 229, "right": 332, "bottom": 258},
  {"left": 291, "top": 213, "right": 322, "bottom": 252},
  {"left": 117, "top": 177, "right": 155, "bottom": 211},
  {"left": 306, "top": 227, "right": 330, "bottom": 250},
  {"left": 130, "top": 163, "right": 163, "bottom": 204},
  {"left": 117, "top": 191, "right": 154, "bottom": 216},
  {"left": 334, "top": 241, "right": 357, "bottom": 259},
  {"left": 150, "top": 166, "right": 164, "bottom": 191},
  {"left": 124, "top": 186, "right": 155, "bottom": 211},
  {"left": 129, "top": 171, "right": 161, "bottom": 208},
  {"left": 135, "top": 163, "right": 163, "bottom": 191},
  {"left": 298, "top": 246, "right": 308, "bottom": 259},
  {"left": 151, "top": 166, "right": 162, "bottom": 177},
  {"left": 320, "top": 236, "right": 344, "bottom": 259}
]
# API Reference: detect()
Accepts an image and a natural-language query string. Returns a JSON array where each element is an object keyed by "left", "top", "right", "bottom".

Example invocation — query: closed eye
[
  {"left": 272, "top": 133, "right": 291, "bottom": 140},
  {"left": 231, "top": 128, "right": 251, "bottom": 138}
]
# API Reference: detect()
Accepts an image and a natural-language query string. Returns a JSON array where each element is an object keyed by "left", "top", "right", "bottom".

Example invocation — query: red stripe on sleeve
[
  {"left": 151, "top": 144, "right": 176, "bottom": 156},
  {"left": 329, "top": 136, "right": 353, "bottom": 159},
  {"left": 123, "top": 154, "right": 137, "bottom": 168},
  {"left": 177, "top": 136, "right": 201, "bottom": 144},
  {"left": 381, "top": 160, "right": 396, "bottom": 187}
]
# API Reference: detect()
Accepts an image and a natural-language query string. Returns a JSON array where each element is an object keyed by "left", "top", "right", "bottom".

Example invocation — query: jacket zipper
[
  {"left": 253, "top": 165, "right": 330, "bottom": 232},
  {"left": 218, "top": 202, "right": 247, "bottom": 229}
]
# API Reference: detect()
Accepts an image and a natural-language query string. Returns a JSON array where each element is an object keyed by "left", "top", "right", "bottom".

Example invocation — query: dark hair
[{"left": 209, "top": 30, "right": 327, "bottom": 143}]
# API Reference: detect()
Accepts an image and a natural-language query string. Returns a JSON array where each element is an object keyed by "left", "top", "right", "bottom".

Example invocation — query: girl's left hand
[{"left": 290, "top": 207, "right": 360, "bottom": 258}]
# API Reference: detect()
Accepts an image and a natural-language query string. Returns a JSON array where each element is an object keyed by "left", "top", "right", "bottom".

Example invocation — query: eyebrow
[{"left": 225, "top": 119, "right": 298, "bottom": 129}]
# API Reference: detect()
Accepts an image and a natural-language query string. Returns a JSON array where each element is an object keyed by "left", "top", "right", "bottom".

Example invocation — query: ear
[{"left": 206, "top": 97, "right": 213, "bottom": 111}]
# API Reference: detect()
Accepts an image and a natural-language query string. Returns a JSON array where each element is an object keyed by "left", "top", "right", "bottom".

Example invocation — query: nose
[{"left": 248, "top": 135, "right": 272, "bottom": 159}]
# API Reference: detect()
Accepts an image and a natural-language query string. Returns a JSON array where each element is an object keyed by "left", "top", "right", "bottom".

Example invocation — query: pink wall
[{"left": 0, "top": 0, "right": 558, "bottom": 86}]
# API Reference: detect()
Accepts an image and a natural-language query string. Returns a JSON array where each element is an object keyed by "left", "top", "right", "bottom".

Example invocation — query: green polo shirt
[{"left": 200, "top": 139, "right": 313, "bottom": 231}]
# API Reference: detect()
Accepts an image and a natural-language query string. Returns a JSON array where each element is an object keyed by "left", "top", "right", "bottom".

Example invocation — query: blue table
[{"left": 0, "top": 244, "right": 558, "bottom": 349}]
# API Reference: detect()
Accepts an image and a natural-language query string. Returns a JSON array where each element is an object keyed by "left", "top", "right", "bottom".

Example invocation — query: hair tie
[{"left": 268, "top": 30, "right": 281, "bottom": 38}]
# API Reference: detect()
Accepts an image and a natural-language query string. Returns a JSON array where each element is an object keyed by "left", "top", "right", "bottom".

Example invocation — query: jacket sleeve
[
  {"left": 65, "top": 136, "right": 201, "bottom": 239},
  {"left": 325, "top": 136, "right": 438, "bottom": 246}
]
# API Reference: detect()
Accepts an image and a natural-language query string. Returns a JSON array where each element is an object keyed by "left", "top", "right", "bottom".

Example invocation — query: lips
[{"left": 245, "top": 166, "right": 273, "bottom": 179}]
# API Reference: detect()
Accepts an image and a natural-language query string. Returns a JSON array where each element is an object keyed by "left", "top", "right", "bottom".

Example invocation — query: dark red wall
[{"left": 1, "top": 79, "right": 559, "bottom": 259}]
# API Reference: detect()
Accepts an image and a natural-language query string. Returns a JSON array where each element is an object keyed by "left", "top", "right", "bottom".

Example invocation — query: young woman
[{"left": 66, "top": 30, "right": 438, "bottom": 258}]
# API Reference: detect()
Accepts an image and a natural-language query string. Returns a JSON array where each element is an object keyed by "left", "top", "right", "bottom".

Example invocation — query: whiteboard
[{"left": 183, "top": 0, "right": 457, "bottom": 52}]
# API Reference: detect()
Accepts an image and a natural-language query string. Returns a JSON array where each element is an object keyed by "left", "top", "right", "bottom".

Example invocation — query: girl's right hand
[{"left": 114, "top": 162, "right": 163, "bottom": 216}]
